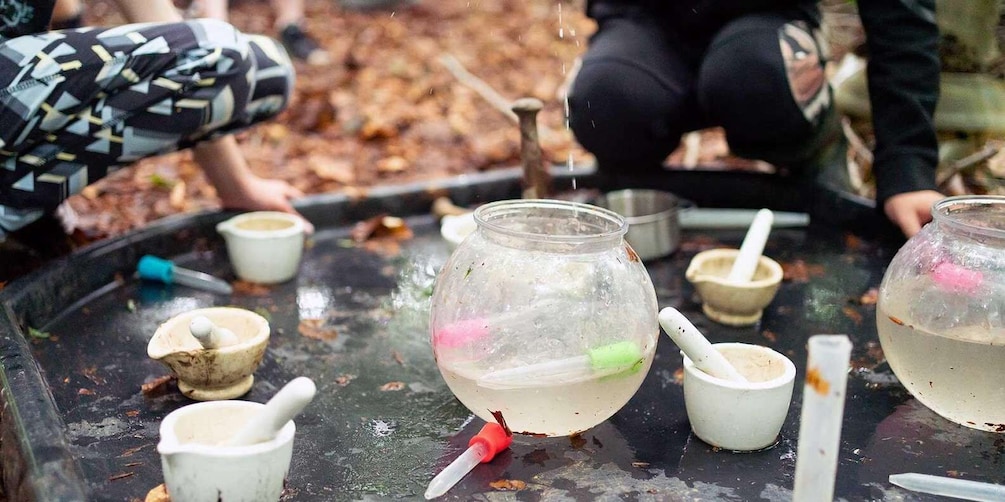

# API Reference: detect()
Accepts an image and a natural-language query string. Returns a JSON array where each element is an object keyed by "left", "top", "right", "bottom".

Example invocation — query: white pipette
[
  {"left": 890, "top": 473, "right": 1005, "bottom": 502},
  {"left": 189, "top": 316, "right": 239, "bottom": 349},
  {"left": 226, "top": 377, "right": 317, "bottom": 446},
  {"left": 425, "top": 423, "right": 512, "bottom": 499},
  {"left": 726, "top": 208, "right": 774, "bottom": 284},
  {"left": 658, "top": 307, "right": 747, "bottom": 382}
]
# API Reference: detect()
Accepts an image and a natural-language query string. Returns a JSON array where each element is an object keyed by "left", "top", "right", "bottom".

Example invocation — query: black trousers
[{"left": 568, "top": 10, "right": 837, "bottom": 176}]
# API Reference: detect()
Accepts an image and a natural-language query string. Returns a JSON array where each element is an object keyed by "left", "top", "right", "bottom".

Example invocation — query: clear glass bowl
[
  {"left": 430, "top": 199, "right": 660, "bottom": 437},
  {"left": 877, "top": 195, "right": 1005, "bottom": 432}
]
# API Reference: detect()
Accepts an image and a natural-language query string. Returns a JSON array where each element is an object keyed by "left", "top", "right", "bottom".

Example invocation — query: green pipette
[{"left": 476, "top": 341, "right": 645, "bottom": 390}]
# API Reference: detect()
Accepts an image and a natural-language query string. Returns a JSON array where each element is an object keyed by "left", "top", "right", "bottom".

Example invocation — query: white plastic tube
[
  {"left": 424, "top": 442, "right": 487, "bottom": 499},
  {"left": 889, "top": 473, "right": 1005, "bottom": 501},
  {"left": 792, "top": 334, "right": 853, "bottom": 502}
]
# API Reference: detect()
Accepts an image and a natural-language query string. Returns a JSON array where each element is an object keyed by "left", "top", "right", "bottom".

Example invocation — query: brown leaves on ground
[
  {"left": 350, "top": 215, "right": 413, "bottom": 242},
  {"left": 781, "top": 259, "right": 825, "bottom": 283},
  {"left": 70, "top": 0, "right": 596, "bottom": 243},
  {"left": 298, "top": 319, "right": 339, "bottom": 341},
  {"left": 140, "top": 375, "right": 175, "bottom": 397},
  {"left": 144, "top": 483, "right": 170, "bottom": 502},
  {"left": 232, "top": 280, "right": 273, "bottom": 296},
  {"left": 379, "top": 381, "right": 406, "bottom": 391},
  {"left": 489, "top": 479, "right": 527, "bottom": 491}
]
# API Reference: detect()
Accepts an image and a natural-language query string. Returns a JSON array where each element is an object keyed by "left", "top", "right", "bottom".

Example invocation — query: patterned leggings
[{"left": 0, "top": 19, "right": 293, "bottom": 233}]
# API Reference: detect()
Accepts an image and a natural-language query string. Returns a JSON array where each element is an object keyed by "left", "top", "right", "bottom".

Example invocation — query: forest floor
[{"left": 65, "top": 0, "right": 759, "bottom": 241}]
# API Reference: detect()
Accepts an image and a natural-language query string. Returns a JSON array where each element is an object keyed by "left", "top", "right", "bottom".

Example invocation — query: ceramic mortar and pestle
[
  {"left": 685, "top": 208, "right": 783, "bottom": 326},
  {"left": 157, "top": 377, "right": 316, "bottom": 501},
  {"left": 659, "top": 307, "right": 795, "bottom": 451},
  {"left": 147, "top": 307, "right": 270, "bottom": 401}
]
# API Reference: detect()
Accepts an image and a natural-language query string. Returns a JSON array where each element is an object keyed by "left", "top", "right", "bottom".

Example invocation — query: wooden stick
[
  {"left": 936, "top": 142, "right": 1000, "bottom": 186},
  {"left": 438, "top": 53, "right": 556, "bottom": 142},
  {"left": 438, "top": 54, "right": 519, "bottom": 123}
]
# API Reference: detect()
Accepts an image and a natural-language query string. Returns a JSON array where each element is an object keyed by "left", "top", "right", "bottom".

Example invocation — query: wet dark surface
[{"left": 2, "top": 170, "right": 1003, "bottom": 501}]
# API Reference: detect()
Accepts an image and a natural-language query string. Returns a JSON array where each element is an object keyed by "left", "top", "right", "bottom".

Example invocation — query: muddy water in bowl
[
  {"left": 594, "top": 189, "right": 681, "bottom": 261},
  {"left": 217, "top": 211, "right": 305, "bottom": 284},
  {"left": 682, "top": 343, "right": 796, "bottom": 451}
]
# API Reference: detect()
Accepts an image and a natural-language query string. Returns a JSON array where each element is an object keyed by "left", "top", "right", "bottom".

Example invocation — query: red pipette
[{"left": 424, "top": 423, "right": 512, "bottom": 499}]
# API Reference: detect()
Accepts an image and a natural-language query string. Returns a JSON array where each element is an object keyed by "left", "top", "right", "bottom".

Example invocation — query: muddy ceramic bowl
[
  {"left": 158, "top": 400, "right": 295, "bottom": 501},
  {"left": 683, "top": 342, "right": 796, "bottom": 451},
  {"left": 685, "top": 248, "right": 783, "bottom": 326},
  {"left": 147, "top": 307, "right": 270, "bottom": 401},
  {"left": 216, "top": 211, "right": 306, "bottom": 284},
  {"left": 593, "top": 189, "right": 681, "bottom": 261}
]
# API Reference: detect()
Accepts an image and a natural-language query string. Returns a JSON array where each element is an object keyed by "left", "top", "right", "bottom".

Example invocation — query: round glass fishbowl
[
  {"left": 430, "top": 199, "right": 660, "bottom": 437},
  {"left": 877, "top": 195, "right": 1005, "bottom": 432}
]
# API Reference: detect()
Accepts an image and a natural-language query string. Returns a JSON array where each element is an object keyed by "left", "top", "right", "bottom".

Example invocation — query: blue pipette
[{"left": 137, "top": 255, "right": 233, "bottom": 295}]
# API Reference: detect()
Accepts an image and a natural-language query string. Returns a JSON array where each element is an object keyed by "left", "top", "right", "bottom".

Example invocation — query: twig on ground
[
  {"left": 936, "top": 142, "right": 1001, "bottom": 186},
  {"left": 439, "top": 53, "right": 519, "bottom": 123},
  {"left": 438, "top": 53, "right": 555, "bottom": 142}
]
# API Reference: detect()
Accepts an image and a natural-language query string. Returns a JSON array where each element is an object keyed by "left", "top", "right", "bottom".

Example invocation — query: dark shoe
[
  {"left": 279, "top": 24, "right": 329, "bottom": 65},
  {"left": 50, "top": 10, "right": 84, "bottom": 30},
  {"left": 339, "top": 0, "right": 415, "bottom": 11}
]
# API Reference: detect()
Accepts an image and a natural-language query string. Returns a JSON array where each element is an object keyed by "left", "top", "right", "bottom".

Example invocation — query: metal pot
[{"left": 593, "top": 189, "right": 681, "bottom": 261}]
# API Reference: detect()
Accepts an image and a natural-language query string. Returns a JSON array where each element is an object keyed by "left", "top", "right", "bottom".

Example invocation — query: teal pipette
[{"left": 137, "top": 255, "right": 233, "bottom": 295}]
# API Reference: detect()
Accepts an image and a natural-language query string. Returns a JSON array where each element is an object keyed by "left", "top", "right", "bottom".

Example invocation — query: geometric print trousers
[{"left": 0, "top": 19, "right": 293, "bottom": 233}]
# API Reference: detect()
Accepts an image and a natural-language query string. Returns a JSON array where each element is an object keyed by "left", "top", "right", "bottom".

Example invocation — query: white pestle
[
  {"left": 658, "top": 307, "right": 748, "bottom": 382},
  {"left": 726, "top": 208, "right": 774, "bottom": 284},
  {"left": 226, "top": 377, "right": 317, "bottom": 447},
  {"left": 189, "top": 315, "right": 239, "bottom": 349}
]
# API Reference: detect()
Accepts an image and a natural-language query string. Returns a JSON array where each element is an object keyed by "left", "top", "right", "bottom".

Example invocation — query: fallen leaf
[
  {"left": 168, "top": 180, "right": 187, "bottom": 210},
  {"left": 377, "top": 156, "right": 409, "bottom": 173},
  {"left": 28, "top": 327, "right": 51, "bottom": 339},
  {"left": 489, "top": 479, "right": 526, "bottom": 491},
  {"left": 298, "top": 319, "right": 338, "bottom": 341},
  {"left": 842, "top": 306, "right": 863, "bottom": 325},
  {"left": 762, "top": 330, "right": 778, "bottom": 343},
  {"left": 78, "top": 388, "right": 95, "bottom": 396},
  {"left": 232, "top": 280, "right": 272, "bottom": 296},
  {"left": 335, "top": 374, "right": 356, "bottom": 386},
  {"left": 145, "top": 483, "right": 170, "bottom": 502},
  {"left": 350, "top": 214, "right": 414, "bottom": 242},
  {"left": 141, "top": 375, "right": 175, "bottom": 397},
  {"left": 379, "top": 381, "right": 405, "bottom": 391},
  {"left": 859, "top": 288, "right": 879, "bottom": 305}
]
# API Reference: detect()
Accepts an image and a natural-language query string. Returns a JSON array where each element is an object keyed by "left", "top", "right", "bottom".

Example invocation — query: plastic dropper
[
  {"left": 475, "top": 341, "right": 644, "bottom": 390},
  {"left": 425, "top": 423, "right": 512, "bottom": 500},
  {"left": 137, "top": 255, "right": 233, "bottom": 295},
  {"left": 726, "top": 208, "right": 774, "bottom": 284},
  {"left": 658, "top": 307, "right": 747, "bottom": 382},
  {"left": 890, "top": 473, "right": 1005, "bottom": 502}
]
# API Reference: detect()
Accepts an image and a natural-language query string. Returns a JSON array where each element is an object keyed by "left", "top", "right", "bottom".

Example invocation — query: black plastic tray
[{"left": 1, "top": 167, "right": 1001, "bottom": 501}]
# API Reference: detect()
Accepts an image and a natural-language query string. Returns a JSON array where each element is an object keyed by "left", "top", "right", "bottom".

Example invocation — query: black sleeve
[{"left": 857, "top": 0, "right": 940, "bottom": 206}]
